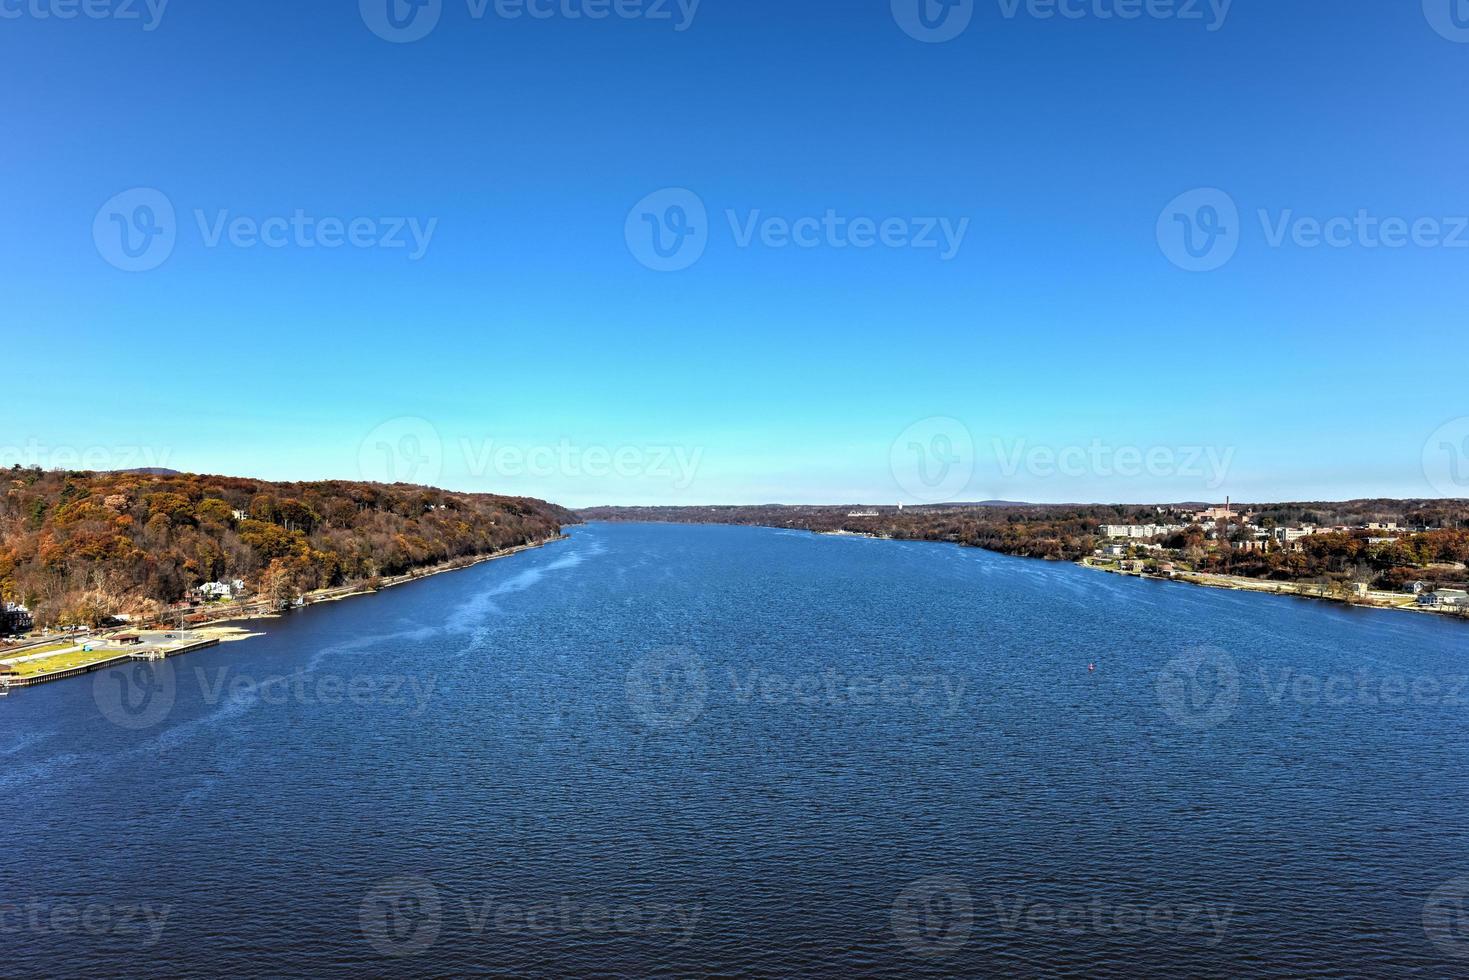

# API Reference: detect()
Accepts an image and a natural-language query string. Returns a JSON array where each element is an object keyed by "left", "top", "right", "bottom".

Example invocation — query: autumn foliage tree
[{"left": 0, "top": 467, "right": 574, "bottom": 628}]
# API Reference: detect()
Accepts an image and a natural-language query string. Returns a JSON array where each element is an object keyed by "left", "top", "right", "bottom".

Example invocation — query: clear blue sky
[{"left": 5, "top": 1, "right": 1468, "bottom": 506}]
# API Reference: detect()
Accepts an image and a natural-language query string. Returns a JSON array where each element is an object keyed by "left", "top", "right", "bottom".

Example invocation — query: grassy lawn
[
  {"left": 3, "top": 642, "right": 74, "bottom": 659},
  {"left": 8, "top": 647, "right": 131, "bottom": 678}
]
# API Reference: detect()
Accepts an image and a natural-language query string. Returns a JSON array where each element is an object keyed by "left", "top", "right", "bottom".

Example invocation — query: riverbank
[
  {"left": 807, "top": 526, "right": 1468, "bottom": 623},
  {"left": 1078, "top": 556, "right": 1469, "bottom": 621},
  {"left": 198, "top": 534, "right": 569, "bottom": 626},
  {"left": 0, "top": 534, "right": 568, "bottom": 693}
]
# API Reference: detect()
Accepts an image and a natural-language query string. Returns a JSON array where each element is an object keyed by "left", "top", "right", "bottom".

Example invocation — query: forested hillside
[{"left": 0, "top": 468, "right": 575, "bottom": 627}]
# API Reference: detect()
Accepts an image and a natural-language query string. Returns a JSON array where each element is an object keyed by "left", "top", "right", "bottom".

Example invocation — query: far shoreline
[{"left": 584, "top": 519, "right": 1469, "bottom": 625}]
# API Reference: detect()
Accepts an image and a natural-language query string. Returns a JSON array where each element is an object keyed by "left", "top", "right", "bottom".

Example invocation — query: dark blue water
[{"left": 4, "top": 522, "right": 1469, "bottom": 976}]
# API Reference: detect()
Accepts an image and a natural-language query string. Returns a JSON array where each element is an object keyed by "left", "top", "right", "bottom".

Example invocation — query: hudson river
[{"left": 5, "top": 523, "right": 1469, "bottom": 975}]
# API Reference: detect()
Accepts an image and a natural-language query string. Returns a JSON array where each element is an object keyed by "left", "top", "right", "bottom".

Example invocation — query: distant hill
[{"left": 1, "top": 469, "right": 576, "bottom": 628}]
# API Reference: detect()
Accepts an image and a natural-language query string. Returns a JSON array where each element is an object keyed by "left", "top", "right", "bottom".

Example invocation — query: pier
[{"left": 1, "top": 635, "right": 222, "bottom": 689}]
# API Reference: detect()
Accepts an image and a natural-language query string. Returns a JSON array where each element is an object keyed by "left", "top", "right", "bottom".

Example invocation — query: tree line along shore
[{"left": 1, "top": 468, "right": 575, "bottom": 635}]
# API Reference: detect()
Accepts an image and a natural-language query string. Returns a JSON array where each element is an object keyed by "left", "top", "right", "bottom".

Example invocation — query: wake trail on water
[
  {"left": 1, "top": 539, "right": 605, "bottom": 794},
  {"left": 146, "top": 538, "right": 606, "bottom": 752}
]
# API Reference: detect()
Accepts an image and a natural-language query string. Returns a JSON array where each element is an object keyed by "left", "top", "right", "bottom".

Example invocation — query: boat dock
[{"left": 0, "top": 635, "right": 221, "bottom": 689}]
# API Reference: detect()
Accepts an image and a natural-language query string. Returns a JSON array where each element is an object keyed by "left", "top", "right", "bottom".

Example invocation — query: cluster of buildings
[
  {"left": 1099, "top": 503, "right": 1436, "bottom": 554},
  {"left": 1099, "top": 523, "right": 1187, "bottom": 540},
  {"left": 1, "top": 602, "right": 31, "bottom": 635},
  {"left": 1094, "top": 502, "right": 1468, "bottom": 609}
]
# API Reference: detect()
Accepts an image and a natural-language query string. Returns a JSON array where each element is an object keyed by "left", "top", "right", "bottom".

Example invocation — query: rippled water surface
[{"left": 5, "top": 522, "right": 1469, "bottom": 976}]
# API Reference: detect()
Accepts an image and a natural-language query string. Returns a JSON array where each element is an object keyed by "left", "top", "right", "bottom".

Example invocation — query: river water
[{"left": 3, "top": 522, "right": 1468, "bottom": 976}]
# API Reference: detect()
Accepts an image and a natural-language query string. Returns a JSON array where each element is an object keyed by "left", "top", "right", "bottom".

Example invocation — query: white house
[{"left": 197, "top": 579, "right": 247, "bottom": 600}]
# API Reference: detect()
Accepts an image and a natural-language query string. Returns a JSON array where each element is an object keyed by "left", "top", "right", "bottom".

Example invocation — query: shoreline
[
  {"left": 202, "top": 534, "right": 569, "bottom": 626},
  {"left": 1076, "top": 556, "right": 1469, "bottom": 622},
  {"left": 1, "top": 534, "right": 569, "bottom": 692},
  {"left": 588, "top": 520, "right": 1469, "bottom": 625}
]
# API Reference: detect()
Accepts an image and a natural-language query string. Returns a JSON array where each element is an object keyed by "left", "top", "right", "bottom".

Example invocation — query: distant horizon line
[{"left": 21, "top": 467, "right": 1468, "bottom": 510}]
